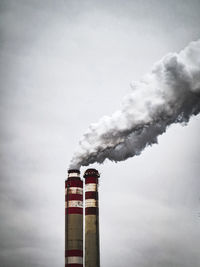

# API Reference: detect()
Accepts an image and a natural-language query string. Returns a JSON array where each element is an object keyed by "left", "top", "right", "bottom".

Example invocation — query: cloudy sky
[{"left": 0, "top": 1, "right": 200, "bottom": 266}]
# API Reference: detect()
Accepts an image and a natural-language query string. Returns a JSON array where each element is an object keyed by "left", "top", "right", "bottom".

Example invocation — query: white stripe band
[
  {"left": 65, "top": 200, "right": 83, "bottom": 208},
  {"left": 65, "top": 187, "right": 83, "bottom": 195},
  {"left": 66, "top": 256, "right": 83, "bottom": 264},
  {"left": 85, "top": 199, "right": 98, "bottom": 208},
  {"left": 68, "top": 172, "right": 80, "bottom": 178},
  {"left": 85, "top": 184, "right": 98, "bottom": 192}
]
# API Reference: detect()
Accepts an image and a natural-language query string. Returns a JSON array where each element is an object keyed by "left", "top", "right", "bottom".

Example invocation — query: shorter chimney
[{"left": 84, "top": 168, "right": 100, "bottom": 267}]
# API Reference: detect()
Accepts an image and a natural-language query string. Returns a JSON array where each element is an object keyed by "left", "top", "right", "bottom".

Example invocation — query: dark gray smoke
[{"left": 70, "top": 39, "right": 200, "bottom": 169}]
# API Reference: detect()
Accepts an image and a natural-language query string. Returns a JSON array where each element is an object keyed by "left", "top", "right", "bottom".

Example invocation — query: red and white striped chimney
[
  {"left": 65, "top": 169, "right": 83, "bottom": 267},
  {"left": 84, "top": 168, "right": 100, "bottom": 267}
]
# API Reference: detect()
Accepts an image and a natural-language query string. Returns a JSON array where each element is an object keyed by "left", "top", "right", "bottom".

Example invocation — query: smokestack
[
  {"left": 84, "top": 168, "right": 100, "bottom": 267},
  {"left": 65, "top": 169, "right": 83, "bottom": 267}
]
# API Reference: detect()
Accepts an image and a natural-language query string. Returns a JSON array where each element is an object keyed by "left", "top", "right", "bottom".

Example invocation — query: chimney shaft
[
  {"left": 84, "top": 168, "right": 100, "bottom": 267},
  {"left": 65, "top": 169, "right": 83, "bottom": 267}
]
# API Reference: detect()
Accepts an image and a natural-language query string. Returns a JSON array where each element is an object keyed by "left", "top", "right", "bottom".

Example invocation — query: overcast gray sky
[{"left": 0, "top": 1, "right": 200, "bottom": 266}]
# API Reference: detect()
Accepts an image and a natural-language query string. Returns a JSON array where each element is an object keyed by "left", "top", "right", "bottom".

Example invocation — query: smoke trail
[{"left": 70, "top": 39, "right": 200, "bottom": 169}]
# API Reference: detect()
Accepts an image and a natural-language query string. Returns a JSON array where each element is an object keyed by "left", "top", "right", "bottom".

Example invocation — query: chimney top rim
[
  {"left": 68, "top": 169, "right": 80, "bottom": 174},
  {"left": 83, "top": 168, "right": 100, "bottom": 178}
]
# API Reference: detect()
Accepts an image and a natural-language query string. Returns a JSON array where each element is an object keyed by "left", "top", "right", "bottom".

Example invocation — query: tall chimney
[
  {"left": 65, "top": 169, "right": 83, "bottom": 267},
  {"left": 84, "top": 168, "right": 100, "bottom": 267}
]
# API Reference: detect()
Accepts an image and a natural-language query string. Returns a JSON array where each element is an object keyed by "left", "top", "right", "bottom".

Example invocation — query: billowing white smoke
[{"left": 70, "top": 39, "right": 200, "bottom": 169}]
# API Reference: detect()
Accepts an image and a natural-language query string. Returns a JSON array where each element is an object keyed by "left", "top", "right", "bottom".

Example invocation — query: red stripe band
[
  {"left": 65, "top": 180, "right": 83, "bottom": 188},
  {"left": 65, "top": 264, "right": 83, "bottom": 267},
  {"left": 65, "top": 194, "right": 83, "bottom": 201},
  {"left": 85, "top": 177, "right": 98, "bottom": 184},
  {"left": 65, "top": 250, "right": 83, "bottom": 257},
  {"left": 65, "top": 207, "right": 83, "bottom": 214},
  {"left": 67, "top": 177, "right": 81, "bottom": 182},
  {"left": 85, "top": 207, "right": 99, "bottom": 215},
  {"left": 85, "top": 191, "right": 98, "bottom": 200}
]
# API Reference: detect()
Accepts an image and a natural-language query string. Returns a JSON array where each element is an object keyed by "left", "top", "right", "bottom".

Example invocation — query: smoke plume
[{"left": 70, "top": 39, "right": 200, "bottom": 169}]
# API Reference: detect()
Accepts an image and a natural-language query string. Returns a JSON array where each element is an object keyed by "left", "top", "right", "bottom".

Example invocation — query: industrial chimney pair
[{"left": 65, "top": 169, "right": 100, "bottom": 267}]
